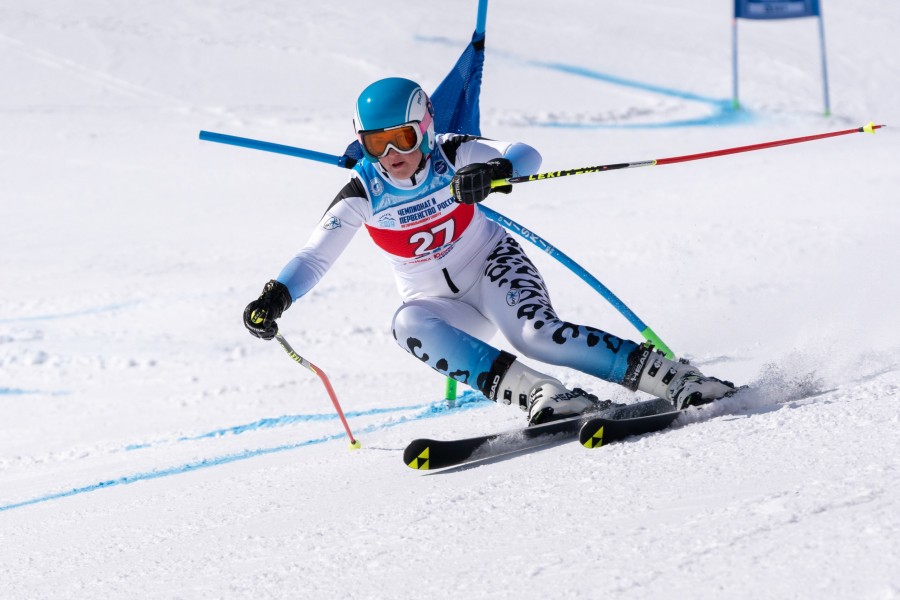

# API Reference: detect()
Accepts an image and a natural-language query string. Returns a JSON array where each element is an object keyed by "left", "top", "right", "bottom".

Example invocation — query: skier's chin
[{"left": 380, "top": 151, "right": 422, "bottom": 180}]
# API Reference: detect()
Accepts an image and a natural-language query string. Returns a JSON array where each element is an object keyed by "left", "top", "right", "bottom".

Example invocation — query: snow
[{"left": 2, "top": 0, "right": 899, "bottom": 598}]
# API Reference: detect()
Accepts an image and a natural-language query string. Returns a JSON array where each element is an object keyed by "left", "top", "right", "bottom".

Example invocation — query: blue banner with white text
[{"left": 735, "top": 0, "right": 820, "bottom": 19}]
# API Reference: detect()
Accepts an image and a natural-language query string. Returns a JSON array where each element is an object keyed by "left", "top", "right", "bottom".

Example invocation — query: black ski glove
[
  {"left": 450, "top": 158, "right": 513, "bottom": 204},
  {"left": 243, "top": 280, "right": 292, "bottom": 340}
]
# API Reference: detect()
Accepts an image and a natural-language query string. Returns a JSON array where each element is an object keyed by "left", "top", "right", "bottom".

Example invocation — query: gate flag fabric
[{"left": 734, "top": 0, "right": 820, "bottom": 20}]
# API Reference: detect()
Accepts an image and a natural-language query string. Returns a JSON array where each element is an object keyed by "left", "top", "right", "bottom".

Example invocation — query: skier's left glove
[
  {"left": 243, "top": 280, "right": 292, "bottom": 340},
  {"left": 451, "top": 158, "right": 513, "bottom": 204}
]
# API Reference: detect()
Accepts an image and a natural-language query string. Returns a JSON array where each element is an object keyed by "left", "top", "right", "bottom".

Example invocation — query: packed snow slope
[{"left": 2, "top": 1, "right": 899, "bottom": 598}]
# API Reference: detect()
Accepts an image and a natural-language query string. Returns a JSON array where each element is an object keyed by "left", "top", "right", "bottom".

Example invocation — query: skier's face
[{"left": 378, "top": 148, "right": 423, "bottom": 180}]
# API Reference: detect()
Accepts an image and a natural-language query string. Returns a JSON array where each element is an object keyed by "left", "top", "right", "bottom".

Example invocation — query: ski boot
[
  {"left": 481, "top": 353, "right": 618, "bottom": 425},
  {"left": 528, "top": 381, "right": 621, "bottom": 425},
  {"left": 624, "top": 344, "right": 736, "bottom": 409}
]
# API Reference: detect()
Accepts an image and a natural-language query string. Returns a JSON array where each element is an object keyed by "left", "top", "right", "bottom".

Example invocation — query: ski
[
  {"left": 578, "top": 409, "right": 680, "bottom": 448},
  {"left": 404, "top": 413, "right": 589, "bottom": 471},
  {"left": 577, "top": 387, "right": 756, "bottom": 448},
  {"left": 403, "top": 397, "right": 675, "bottom": 470}
]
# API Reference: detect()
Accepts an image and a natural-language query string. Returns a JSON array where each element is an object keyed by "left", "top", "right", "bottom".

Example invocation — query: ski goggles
[{"left": 358, "top": 112, "right": 433, "bottom": 159}]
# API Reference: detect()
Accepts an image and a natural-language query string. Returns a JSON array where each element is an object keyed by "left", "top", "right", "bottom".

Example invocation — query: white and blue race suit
[{"left": 275, "top": 133, "right": 639, "bottom": 400}]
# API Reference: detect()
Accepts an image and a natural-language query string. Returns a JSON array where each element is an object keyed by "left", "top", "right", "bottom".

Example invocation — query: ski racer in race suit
[{"left": 244, "top": 77, "right": 735, "bottom": 424}]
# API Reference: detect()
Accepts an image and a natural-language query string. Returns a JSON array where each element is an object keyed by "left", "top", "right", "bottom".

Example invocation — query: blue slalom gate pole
[
  {"left": 731, "top": 18, "right": 740, "bottom": 110},
  {"left": 199, "top": 131, "right": 357, "bottom": 168},
  {"left": 817, "top": 13, "right": 831, "bottom": 117},
  {"left": 475, "top": 0, "right": 489, "bottom": 35},
  {"left": 477, "top": 206, "right": 674, "bottom": 358}
]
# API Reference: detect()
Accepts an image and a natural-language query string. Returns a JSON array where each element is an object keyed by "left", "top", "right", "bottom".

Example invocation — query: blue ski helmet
[{"left": 355, "top": 77, "right": 435, "bottom": 161}]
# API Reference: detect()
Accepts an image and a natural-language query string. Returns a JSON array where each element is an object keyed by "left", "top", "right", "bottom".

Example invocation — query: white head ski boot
[
  {"left": 481, "top": 354, "right": 612, "bottom": 425},
  {"left": 527, "top": 381, "right": 608, "bottom": 425},
  {"left": 623, "top": 344, "right": 736, "bottom": 409}
]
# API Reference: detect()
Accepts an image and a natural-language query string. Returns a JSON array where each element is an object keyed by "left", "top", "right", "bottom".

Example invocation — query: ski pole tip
[
  {"left": 349, "top": 439, "right": 362, "bottom": 450},
  {"left": 862, "top": 122, "right": 885, "bottom": 134}
]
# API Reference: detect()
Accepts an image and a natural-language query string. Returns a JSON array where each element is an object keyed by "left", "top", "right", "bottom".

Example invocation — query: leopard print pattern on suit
[{"left": 483, "top": 236, "right": 625, "bottom": 354}]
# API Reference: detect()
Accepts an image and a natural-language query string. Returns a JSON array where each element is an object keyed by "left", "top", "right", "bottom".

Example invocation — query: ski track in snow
[
  {"left": 0, "top": 300, "right": 142, "bottom": 324},
  {"left": 5, "top": 359, "right": 891, "bottom": 514}
]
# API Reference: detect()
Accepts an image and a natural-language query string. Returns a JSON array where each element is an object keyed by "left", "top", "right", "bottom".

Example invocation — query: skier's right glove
[
  {"left": 451, "top": 158, "right": 514, "bottom": 204},
  {"left": 243, "top": 280, "right": 292, "bottom": 340}
]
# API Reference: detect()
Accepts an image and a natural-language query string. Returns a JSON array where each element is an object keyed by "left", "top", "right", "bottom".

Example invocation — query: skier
[{"left": 243, "top": 77, "right": 735, "bottom": 425}]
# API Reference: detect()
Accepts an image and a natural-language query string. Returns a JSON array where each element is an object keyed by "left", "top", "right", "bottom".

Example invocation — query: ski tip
[{"left": 403, "top": 440, "right": 432, "bottom": 470}]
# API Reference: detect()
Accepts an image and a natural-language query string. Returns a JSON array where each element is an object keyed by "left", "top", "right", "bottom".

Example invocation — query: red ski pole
[
  {"left": 491, "top": 122, "right": 885, "bottom": 188},
  {"left": 274, "top": 333, "right": 361, "bottom": 450}
]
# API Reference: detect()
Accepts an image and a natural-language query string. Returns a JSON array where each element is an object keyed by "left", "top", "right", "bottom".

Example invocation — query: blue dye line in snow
[
  {"left": 536, "top": 60, "right": 723, "bottom": 104},
  {"left": 0, "top": 392, "right": 491, "bottom": 512},
  {"left": 0, "top": 388, "right": 34, "bottom": 396},
  {"left": 176, "top": 404, "right": 427, "bottom": 442},
  {"left": 0, "top": 388, "right": 70, "bottom": 398},
  {"left": 0, "top": 300, "right": 141, "bottom": 324},
  {"left": 520, "top": 59, "right": 753, "bottom": 129},
  {"left": 0, "top": 434, "right": 344, "bottom": 513},
  {"left": 123, "top": 397, "right": 486, "bottom": 451}
]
